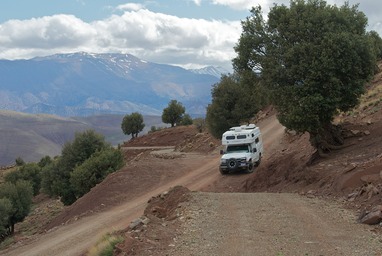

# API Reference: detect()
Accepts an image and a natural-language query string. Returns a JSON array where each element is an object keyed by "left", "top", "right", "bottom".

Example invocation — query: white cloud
[
  {"left": 116, "top": 3, "right": 145, "bottom": 11},
  {"left": 0, "top": 14, "right": 97, "bottom": 59},
  {"left": 211, "top": 0, "right": 273, "bottom": 11},
  {"left": 0, "top": 9, "right": 240, "bottom": 70},
  {"left": 93, "top": 9, "right": 241, "bottom": 68},
  {"left": 193, "top": 0, "right": 202, "bottom": 6}
]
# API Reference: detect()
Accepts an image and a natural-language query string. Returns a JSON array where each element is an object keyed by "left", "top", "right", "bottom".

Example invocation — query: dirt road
[{"left": 169, "top": 192, "right": 382, "bottom": 256}]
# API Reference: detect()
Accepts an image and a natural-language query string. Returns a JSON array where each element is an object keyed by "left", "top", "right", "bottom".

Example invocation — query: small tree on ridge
[
  {"left": 121, "top": 112, "right": 145, "bottom": 139},
  {"left": 162, "top": 100, "right": 185, "bottom": 127}
]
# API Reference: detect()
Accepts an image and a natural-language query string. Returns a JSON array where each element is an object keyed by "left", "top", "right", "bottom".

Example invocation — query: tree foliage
[
  {"left": 0, "top": 181, "right": 33, "bottom": 235},
  {"left": 41, "top": 130, "right": 110, "bottom": 205},
  {"left": 15, "top": 157, "right": 25, "bottom": 166},
  {"left": 61, "top": 130, "right": 108, "bottom": 170},
  {"left": 70, "top": 148, "right": 124, "bottom": 199},
  {"left": 180, "top": 113, "right": 193, "bottom": 126},
  {"left": 367, "top": 30, "right": 382, "bottom": 61},
  {"left": 40, "top": 161, "right": 58, "bottom": 197},
  {"left": 121, "top": 112, "right": 145, "bottom": 139},
  {"left": 233, "top": 0, "right": 376, "bottom": 154},
  {"left": 206, "top": 74, "right": 262, "bottom": 138},
  {"left": 38, "top": 156, "right": 52, "bottom": 168},
  {"left": 162, "top": 100, "right": 186, "bottom": 127},
  {"left": 4, "top": 163, "right": 42, "bottom": 196},
  {"left": 0, "top": 198, "right": 12, "bottom": 237}
]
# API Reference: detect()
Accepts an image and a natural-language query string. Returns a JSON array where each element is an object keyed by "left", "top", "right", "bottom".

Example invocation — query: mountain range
[{"left": 0, "top": 52, "right": 225, "bottom": 117}]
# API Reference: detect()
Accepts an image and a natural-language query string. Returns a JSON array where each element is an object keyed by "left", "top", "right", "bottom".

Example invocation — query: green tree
[
  {"left": 149, "top": 126, "right": 158, "bottom": 133},
  {"left": 0, "top": 198, "right": 12, "bottom": 237},
  {"left": 41, "top": 130, "right": 109, "bottom": 205},
  {"left": 233, "top": 1, "right": 376, "bottom": 155},
  {"left": 70, "top": 148, "right": 124, "bottom": 199},
  {"left": 40, "top": 160, "right": 58, "bottom": 197},
  {"left": 121, "top": 112, "right": 145, "bottom": 139},
  {"left": 180, "top": 113, "right": 193, "bottom": 126},
  {"left": 38, "top": 156, "right": 52, "bottom": 168},
  {"left": 162, "top": 100, "right": 186, "bottom": 127},
  {"left": 15, "top": 157, "right": 25, "bottom": 166},
  {"left": 367, "top": 30, "right": 382, "bottom": 62},
  {"left": 206, "top": 74, "right": 261, "bottom": 138},
  {"left": 4, "top": 163, "right": 41, "bottom": 195},
  {"left": 0, "top": 181, "right": 33, "bottom": 234}
]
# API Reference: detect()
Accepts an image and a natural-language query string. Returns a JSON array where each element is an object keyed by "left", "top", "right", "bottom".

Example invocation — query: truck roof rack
[{"left": 229, "top": 124, "right": 257, "bottom": 132}]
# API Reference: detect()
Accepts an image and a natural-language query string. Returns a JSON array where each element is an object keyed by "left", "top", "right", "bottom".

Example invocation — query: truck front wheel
[
  {"left": 255, "top": 155, "right": 262, "bottom": 167},
  {"left": 246, "top": 163, "right": 254, "bottom": 173}
]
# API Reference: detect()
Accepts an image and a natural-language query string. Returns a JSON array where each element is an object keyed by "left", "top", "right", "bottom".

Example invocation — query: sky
[{"left": 0, "top": 0, "right": 381, "bottom": 71}]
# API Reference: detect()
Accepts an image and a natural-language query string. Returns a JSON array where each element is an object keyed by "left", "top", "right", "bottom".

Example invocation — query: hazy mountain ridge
[
  {"left": 0, "top": 52, "right": 220, "bottom": 116},
  {"left": 0, "top": 110, "right": 164, "bottom": 166}
]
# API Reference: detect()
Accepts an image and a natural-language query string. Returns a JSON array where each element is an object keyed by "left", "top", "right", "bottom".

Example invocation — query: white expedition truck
[{"left": 219, "top": 124, "right": 264, "bottom": 175}]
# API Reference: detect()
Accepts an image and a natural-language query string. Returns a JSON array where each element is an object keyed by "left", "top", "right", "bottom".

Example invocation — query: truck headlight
[{"left": 220, "top": 159, "right": 227, "bottom": 164}]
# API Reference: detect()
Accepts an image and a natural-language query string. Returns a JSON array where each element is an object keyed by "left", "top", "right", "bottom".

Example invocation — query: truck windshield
[{"left": 226, "top": 145, "right": 249, "bottom": 153}]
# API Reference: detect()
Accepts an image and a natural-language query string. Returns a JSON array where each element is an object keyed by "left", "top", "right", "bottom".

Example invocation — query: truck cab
[{"left": 219, "top": 124, "right": 263, "bottom": 175}]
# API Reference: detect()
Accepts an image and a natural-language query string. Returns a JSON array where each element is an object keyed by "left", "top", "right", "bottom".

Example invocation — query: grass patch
[
  {"left": 0, "top": 237, "right": 15, "bottom": 250},
  {"left": 86, "top": 232, "right": 124, "bottom": 256},
  {"left": 338, "top": 70, "right": 382, "bottom": 121}
]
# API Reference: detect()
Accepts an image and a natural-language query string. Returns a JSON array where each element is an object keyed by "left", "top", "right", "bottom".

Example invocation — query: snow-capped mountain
[
  {"left": 190, "top": 66, "right": 229, "bottom": 78},
  {"left": 0, "top": 52, "right": 219, "bottom": 116}
]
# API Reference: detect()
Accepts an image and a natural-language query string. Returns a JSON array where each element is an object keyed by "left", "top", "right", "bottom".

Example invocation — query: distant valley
[{"left": 0, "top": 110, "right": 164, "bottom": 166}]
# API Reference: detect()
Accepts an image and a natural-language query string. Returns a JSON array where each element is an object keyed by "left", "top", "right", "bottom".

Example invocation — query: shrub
[
  {"left": 180, "top": 113, "right": 193, "bottom": 126},
  {"left": 4, "top": 163, "right": 41, "bottom": 196},
  {"left": 70, "top": 148, "right": 124, "bottom": 199},
  {"left": 41, "top": 130, "right": 109, "bottom": 205},
  {"left": 0, "top": 198, "right": 12, "bottom": 237},
  {"left": 0, "top": 181, "right": 33, "bottom": 234},
  {"left": 15, "top": 157, "right": 25, "bottom": 166}
]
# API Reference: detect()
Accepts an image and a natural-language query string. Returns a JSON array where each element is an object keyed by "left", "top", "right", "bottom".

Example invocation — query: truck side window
[{"left": 255, "top": 137, "right": 259, "bottom": 143}]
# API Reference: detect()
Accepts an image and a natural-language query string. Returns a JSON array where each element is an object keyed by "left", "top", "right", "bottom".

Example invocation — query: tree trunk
[{"left": 309, "top": 123, "right": 345, "bottom": 157}]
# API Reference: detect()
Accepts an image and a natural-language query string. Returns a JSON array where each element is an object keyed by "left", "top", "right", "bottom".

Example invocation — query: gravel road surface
[{"left": 170, "top": 192, "right": 382, "bottom": 256}]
